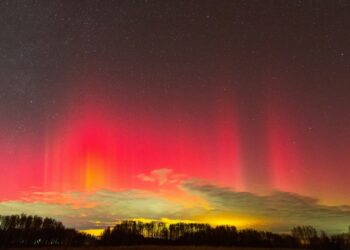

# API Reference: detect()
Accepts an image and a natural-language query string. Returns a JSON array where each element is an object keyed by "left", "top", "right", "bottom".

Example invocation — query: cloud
[
  {"left": 182, "top": 181, "right": 350, "bottom": 233},
  {"left": 137, "top": 174, "right": 156, "bottom": 183},
  {"left": 19, "top": 191, "right": 96, "bottom": 208},
  {"left": 137, "top": 168, "right": 186, "bottom": 185},
  {"left": 0, "top": 189, "right": 189, "bottom": 230},
  {"left": 1, "top": 178, "right": 350, "bottom": 234}
]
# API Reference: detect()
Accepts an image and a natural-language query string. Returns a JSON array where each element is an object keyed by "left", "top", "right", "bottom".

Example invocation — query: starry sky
[{"left": 0, "top": 0, "right": 350, "bottom": 234}]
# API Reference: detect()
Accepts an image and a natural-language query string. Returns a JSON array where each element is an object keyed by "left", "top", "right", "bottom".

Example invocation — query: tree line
[
  {"left": 100, "top": 221, "right": 350, "bottom": 249},
  {"left": 1, "top": 214, "right": 350, "bottom": 249},
  {"left": 0, "top": 214, "right": 95, "bottom": 247}
]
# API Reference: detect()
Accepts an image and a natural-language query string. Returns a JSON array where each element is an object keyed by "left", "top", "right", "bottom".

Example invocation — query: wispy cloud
[{"left": 137, "top": 168, "right": 186, "bottom": 185}]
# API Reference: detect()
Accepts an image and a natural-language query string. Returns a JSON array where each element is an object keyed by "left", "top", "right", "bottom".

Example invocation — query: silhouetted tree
[
  {"left": 292, "top": 225, "right": 318, "bottom": 247},
  {"left": 0, "top": 214, "right": 92, "bottom": 247}
]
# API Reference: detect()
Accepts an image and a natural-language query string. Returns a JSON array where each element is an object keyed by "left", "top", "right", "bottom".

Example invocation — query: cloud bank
[
  {"left": 183, "top": 181, "right": 350, "bottom": 233},
  {"left": 1, "top": 170, "right": 349, "bottom": 234}
]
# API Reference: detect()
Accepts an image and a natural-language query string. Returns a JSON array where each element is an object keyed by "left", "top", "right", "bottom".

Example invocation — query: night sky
[{"left": 0, "top": 0, "right": 350, "bottom": 234}]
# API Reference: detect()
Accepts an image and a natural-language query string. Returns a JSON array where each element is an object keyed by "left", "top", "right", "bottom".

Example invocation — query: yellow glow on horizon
[
  {"left": 195, "top": 213, "right": 262, "bottom": 228},
  {"left": 80, "top": 228, "right": 105, "bottom": 236}
]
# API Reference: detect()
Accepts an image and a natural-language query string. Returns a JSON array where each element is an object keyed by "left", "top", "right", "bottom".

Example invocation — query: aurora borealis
[{"left": 0, "top": 1, "right": 350, "bottom": 234}]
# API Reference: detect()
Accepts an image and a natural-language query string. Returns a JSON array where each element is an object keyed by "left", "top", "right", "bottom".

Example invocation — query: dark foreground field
[{"left": 9, "top": 247, "right": 301, "bottom": 250}]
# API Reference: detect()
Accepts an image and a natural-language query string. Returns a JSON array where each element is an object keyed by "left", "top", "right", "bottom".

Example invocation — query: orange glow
[{"left": 84, "top": 154, "right": 108, "bottom": 191}]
